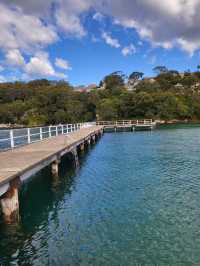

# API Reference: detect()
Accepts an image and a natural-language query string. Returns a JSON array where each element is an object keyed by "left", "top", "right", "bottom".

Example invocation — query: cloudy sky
[{"left": 1, "top": 0, "right": 200, "bottom": 85}]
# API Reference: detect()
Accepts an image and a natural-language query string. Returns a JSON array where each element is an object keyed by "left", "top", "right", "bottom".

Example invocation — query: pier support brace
[
  {"left": 0, "top": 178, "right": 20, "bottom": 224},
  {"left": 51, "top": 158, "right": 60, "bottom": 176}
]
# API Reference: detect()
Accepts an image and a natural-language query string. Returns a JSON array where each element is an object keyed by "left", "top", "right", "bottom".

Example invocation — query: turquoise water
[{"left": 1, "top": 126, "right": 200, "bottom": 265}]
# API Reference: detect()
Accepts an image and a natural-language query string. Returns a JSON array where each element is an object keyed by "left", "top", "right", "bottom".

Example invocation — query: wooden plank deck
[{"left": 0, "top": 126, "right": 103, "bottom": 188}]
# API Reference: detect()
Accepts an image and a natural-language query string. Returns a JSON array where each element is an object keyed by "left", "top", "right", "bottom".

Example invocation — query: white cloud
[
  {"left": 93, "top": 12, "right": 104, "bottom": 21},
  {"left": 96, "top": 0, "right": 200, "bottom": 54},
  {"left": 2, "top": 0, "right": 200, "bottom": 55},
  {"left": 2, "top": 0, "right": 200, "bottom": 83},
  {"left": 54, "top": 0, "right": 93, "bottom": 38},
  {"left": 5, "top": 49, "right": 25, "bottom": 66},
  {"left": 102, "top": 32, "right": 120, "bottom": 48},
  {"left": 0, "top": 75, "right": 6, "bottom": 83},
  {"left": 122, "top": 44, "right": 136, "bottom": 56},
  {"left": 55, "top": 8, "right": 86, "bottom": 37},
  {"left": 1, "top": 0, "right": 53, "bottom": 16},
  {"left": 55, "top": 58, "right": 72, "bottom": 70},
  {"left": 25, "top": 52, "right": 67, "bottom": 79},
  {"left": 0, "top": 3, "right": 58, "bottom": 52}
]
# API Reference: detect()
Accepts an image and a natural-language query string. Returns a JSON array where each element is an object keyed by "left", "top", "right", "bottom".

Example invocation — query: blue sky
[{"left": 0, "top": 1, "right": 200, "bottom": 86}]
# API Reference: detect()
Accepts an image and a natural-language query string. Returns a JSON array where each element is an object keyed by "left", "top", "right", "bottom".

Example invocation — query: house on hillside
[{"left": 74, "top": 84, "right": 97, "bottom": 92}]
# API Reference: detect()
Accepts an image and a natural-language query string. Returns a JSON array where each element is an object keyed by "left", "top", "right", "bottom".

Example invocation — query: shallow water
[{"left": 1, "top": 126, "right": 200, "bottom": 265}]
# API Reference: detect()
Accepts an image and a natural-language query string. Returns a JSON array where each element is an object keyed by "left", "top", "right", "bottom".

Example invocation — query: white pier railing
[
  {"left": 96, "top": 119, "right": 155, "bottom": 126},
  {"left": 0, "top": 122, "right": 95, "bottom": 151}
]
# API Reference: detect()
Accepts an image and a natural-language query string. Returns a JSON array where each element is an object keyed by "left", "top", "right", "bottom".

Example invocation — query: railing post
[
  {"left": 40, "top": 127, "right": 43, "bottom": 140},
  {"left": 61, "top": 125, "right": 64, "bottom": 135},
  {"left": 27, "top": 128, "right": 31, "bottom": 144},
  {"left": 49, "top": 126, "right": 51, "bottom": 137},
  {"left": 10, "top": 130, "right": 14, "bottom": 149},
  {"left": 56, "top": 126, "right": 58, "bottom": 136}
]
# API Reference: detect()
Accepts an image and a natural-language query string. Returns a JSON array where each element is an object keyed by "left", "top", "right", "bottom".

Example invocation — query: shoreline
[{"left": 1, "top": 120, "right": 200, "bottom": 130}]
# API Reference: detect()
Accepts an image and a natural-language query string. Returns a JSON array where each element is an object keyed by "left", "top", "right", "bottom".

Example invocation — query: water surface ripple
[{"left": 1, "top": 126, "right": 200, "bottom": 265}]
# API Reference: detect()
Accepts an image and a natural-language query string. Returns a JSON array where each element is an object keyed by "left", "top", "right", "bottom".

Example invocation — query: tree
[
  {"left": 168, "top": 70, "right": 179, "bottom": 76},
  {"left": 103, "top": 72, "right": 125, "bottom": 90},
  {"left": 97, "top": 98, "right": 120, "bottom": 120},
  {"left": 153, "top": 66, "right": 168, "bottom": 75},
  {"left": 128, "top": 72, "right": 144, "bottom": 86}
]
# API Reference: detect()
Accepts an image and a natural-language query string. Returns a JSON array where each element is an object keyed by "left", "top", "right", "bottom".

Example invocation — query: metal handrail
[
  {"left": 96, "top": 119, "right": 154, "bottom": 126},
  {"left": 0, "top": 122, "right": 94, "bottom": 151}
]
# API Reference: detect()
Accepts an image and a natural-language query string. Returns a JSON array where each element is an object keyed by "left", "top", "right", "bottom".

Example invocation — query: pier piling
[
  {"left": 72, "top": 148, "right": 79, "bottom": 168},
  {"left": 80, "top": 143, "right": 85, "bottom": 152},
  {"left": 0, "top": 178, "right": 20, "bottom": 223},
  {"left": 51, "top": 159, "right": 60, "bottom": 176}
]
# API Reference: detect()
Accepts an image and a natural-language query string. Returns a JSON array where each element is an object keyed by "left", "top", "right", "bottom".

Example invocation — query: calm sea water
[{"left": 1, "top": 125, "right": 200, "bottom": 265}]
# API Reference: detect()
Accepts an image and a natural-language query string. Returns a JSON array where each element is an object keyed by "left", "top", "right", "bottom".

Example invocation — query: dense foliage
[{"left": 1, "top": 68, "right": 200, "bottom": 126}]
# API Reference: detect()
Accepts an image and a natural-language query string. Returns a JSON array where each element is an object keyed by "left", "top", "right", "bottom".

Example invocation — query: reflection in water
[{"left": 1, "top": 127, "right": 200, "bottom": 265}]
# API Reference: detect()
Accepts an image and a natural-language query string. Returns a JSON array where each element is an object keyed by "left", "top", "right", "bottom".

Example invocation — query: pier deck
[{"left": 0, "top": 125, "right": 103, "bottom": 195}]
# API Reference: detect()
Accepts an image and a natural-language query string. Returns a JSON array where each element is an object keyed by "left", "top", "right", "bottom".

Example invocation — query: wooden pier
[
  {"left": 96, "top": 120, "right": 156, "bottom": 132},
  {"left": 0, "top": 125, "right": 103, "bottom": 223},
  {"left": 0, "top": 119, "right": 156, "bottom": 223}
]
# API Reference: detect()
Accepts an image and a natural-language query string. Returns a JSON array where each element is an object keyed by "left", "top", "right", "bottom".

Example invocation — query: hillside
[{"left": 1, "top": 70, "right": 200, "bottom": 126}]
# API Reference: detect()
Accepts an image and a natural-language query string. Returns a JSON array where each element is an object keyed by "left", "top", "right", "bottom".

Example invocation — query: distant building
[
  {"left": 74, "top": 84, "right": 97, "bottom": 92},
  {"left": 174, "top": 83, "right": 184, "bottom": 89},
  {"left": 125, "top": 77, "right": 156, "bottom": 91},
  {"left": 98, "top": 82, "right": 106, "bottom": 90},
  {"left": 143, "top": 77, "right": 156, "bottom": 83}
]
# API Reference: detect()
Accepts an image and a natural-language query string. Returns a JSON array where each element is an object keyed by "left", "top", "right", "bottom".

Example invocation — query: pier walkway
[{"left": 0, "top": 125, "right": 103, "bottom": 223}]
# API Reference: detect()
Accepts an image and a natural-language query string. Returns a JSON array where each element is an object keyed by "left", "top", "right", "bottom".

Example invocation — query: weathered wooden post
[
  {"left": 72, "top": 148, "right": 79, "bottom": 168},
  {"left": 0, "top": 178, "right": 20, "bottom": 224},
  {"left": 92, "top": 135, "right": 96, "bottom": 144},
  {"left": 87, "top": 138, "right": 91, "bottom": 146},
  {"left": 51, "top": 158, "right": 60, "bottom": 177},
  {"left": 80, "top": 142, "right": 85, "bottom": 152}
]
